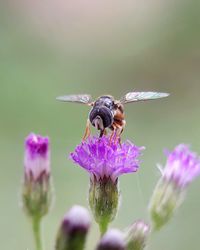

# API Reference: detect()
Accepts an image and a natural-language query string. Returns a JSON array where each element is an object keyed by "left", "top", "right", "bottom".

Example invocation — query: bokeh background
[{"left": 1, "top": 0, "right": 200, "bottom": 249}]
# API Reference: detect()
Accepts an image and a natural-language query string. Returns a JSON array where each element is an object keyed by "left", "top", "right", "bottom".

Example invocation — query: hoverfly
[{"left": 56, "top": 92, "right": 169, "bottom": 141}]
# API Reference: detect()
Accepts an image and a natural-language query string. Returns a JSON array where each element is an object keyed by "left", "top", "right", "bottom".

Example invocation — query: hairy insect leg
[
  {"left": 114, "top": 127, "right": 123, "bottom": 145},
  {"left": 116, "top": 120, "right": 126, "bottom": 145},
  {"left": 82, "top": 119, "right": 91, "bottom": 140},
  {"left": 109, "top": 127, "right": 117, "bottom": 144},
  {"left": 99, "top": 129, "right": 107, "bottom": 137}
]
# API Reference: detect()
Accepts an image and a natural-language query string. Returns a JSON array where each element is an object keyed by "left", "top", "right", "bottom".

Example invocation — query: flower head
[
  {"left": 163, "top": 144, "right": 200, "bottom": 188},
  {"left": 149, "top": 144, "right": 200, "bottom": 230},
  {"left": 71, "top": 136, "right": 144, "bottom": 234},
  {"left": 56, "top": 205, "right": 91, "bottom": 250},
  {"left": 24, "top": 133, "right": 50, "bottom": 181},
  {"left": 70, "top": 136, "right": 144, "bottom": 182},
  {"left": 96, "top": 229, "right": 125, "bottom": 250},
  {"left": 62, "top": 205, "right": 91, "bottom": 234}
]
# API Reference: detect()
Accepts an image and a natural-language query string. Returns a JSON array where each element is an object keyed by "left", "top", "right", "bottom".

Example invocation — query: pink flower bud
[
  {"left": 22, "top": 133, "right": 52, "bottom": 219},
  {"left": 24, "top": 133, "right": 50, "bottom": 181}
]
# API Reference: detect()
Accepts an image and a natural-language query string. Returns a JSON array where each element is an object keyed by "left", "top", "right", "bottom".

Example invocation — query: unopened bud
[
  {"left": 125, "top": 220, "right": 150, "bottom": 250},
  {"left": 55, "top": 205, "right": 91, "bottom": 250},
  {"left": 96, "top": 229, "right": 125, "bottom": 250},
  {"left": 22, "top": 133, "right": 52, "bottom": 219}
]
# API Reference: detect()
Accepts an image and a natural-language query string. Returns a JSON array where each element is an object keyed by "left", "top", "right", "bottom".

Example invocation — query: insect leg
[
  {"left": 114, "top": 127, "right": 122, "bottom": 144},
  {"left": 113, "top": 120, "right": 126, "bottom": 144},
  {"left": 109, "top": 130, "right": 115, "bottom": 143},
  {"left": 109, "top": 126, "right": 117, "bottom": 144},
  {"left": 117, "top": 128, "right": 123, "bottom": 145},
  {"left": 99, "top": 129, "right": 106, "bottom": 137},
  {"left": 82, "top": 119, "right": 91, "bottom": 140}
]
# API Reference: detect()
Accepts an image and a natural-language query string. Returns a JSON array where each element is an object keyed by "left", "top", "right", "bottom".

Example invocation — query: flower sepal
[
  {"left": 89, "top": 177, "right": 119, "bottom": 235},
  {"left": 125, "top": 220, "right": 150, "bottom": 250},
  {"left": 22, "top": 173, "right": 52, "bottom": 219},
  {"left": 149, "top": 178, "right": 183, "bottom": 230}
]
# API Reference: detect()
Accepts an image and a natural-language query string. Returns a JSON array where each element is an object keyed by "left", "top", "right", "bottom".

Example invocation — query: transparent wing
[
  {"left": 56, "top": 94, "right": 92, "bottom": 104},
  {"left": 120, "top": 92, "right": 169, "bottom": 104}
]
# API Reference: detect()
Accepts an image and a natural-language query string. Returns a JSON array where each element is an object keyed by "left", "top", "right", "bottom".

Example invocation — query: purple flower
[
  {"left": 24, "top": 133, "right": 50, "bottom": 181},
  {"left": 149, "top": 144, "right": 200, "bottom": 230},
  {"left": 97, "top": 229, "right": 125, "bottom": 250},
  {"left": 70, "top": 136, "right": 144, "bottom": 182},
  {"left": 163, "top": 144, "right": 200, "bottom": 188},
  {"left": 61, "top": 205, "right": 91, "bottom": 235},
  {"left": 56, "top": 205, "right": 91, "bottom": 250}
]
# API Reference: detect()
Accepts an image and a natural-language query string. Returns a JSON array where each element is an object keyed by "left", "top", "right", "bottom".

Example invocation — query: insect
[{"left": 56, "top": 92, "right": 169, "bottom": 141}]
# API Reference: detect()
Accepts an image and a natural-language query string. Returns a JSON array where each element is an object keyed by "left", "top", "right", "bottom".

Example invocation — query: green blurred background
[{"left": 0, "top": 0, "right": 200, "bottom": 249}]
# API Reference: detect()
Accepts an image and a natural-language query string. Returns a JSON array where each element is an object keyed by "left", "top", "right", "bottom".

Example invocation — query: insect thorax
[{"left": 94, "top": 96, "right": 115, "bottom": 109}]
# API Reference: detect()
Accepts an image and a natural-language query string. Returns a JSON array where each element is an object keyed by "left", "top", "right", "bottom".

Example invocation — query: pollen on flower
[
  {"left": 70, "top": 136, "right": 144, "bottom": 182},
  {"left": 163, "top": 144, "right": 200, "bottom": 188}
]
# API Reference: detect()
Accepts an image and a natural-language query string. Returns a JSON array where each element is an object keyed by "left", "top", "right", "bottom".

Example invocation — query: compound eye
[
  {"left": 104, "top": 103, "right": 110, "bottom": 108},
  {"left": 89, "top": 107, "right": 113, "bottom": 128},
  {"left": 104, "top": 100, "right": 114, "bottom": 109},
  {"left": 101, "top": 107, "right": 113, "bottom": 127}
]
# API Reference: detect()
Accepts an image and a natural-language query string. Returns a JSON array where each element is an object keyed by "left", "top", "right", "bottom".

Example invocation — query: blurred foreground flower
[
  {"left": 22, "top": 133, "right": 52, "bottom": 250},
  {"left": 96, "top": 229, "right": 125, "bottom": 250},
  {"left": 149, "top": 144, "right": 200, "bottom": 230},
  {"left": 55, "top": 205, "right": 91, "bottom": 250},
  {"left": 71, "top": 136, "right": 144, "bottom": 234},
  {"left": 125, "top": 220, "right": 150, "bottom": 250}
]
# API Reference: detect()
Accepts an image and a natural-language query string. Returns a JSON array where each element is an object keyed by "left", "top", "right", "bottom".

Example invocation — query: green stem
[
  {"left": 32, "top": 217, "right": 43, "bottom": 250},
  {"left": 99, "top": 219, "right": 109, "bottom": 237}
]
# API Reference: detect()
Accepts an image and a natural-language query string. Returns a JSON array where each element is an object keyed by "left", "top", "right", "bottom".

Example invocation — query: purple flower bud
[
  {"left": 163, "top": 144, "right": 200, "bottom": 188},
  {"left": 96, "top": 229, "right": 125, "bottom": 250},
  {"left": 125, "top": 220, "right": 150, "bottom": 250},
  {"left": 55, "top": 205, "right": 91, "bottom": 250},
  {"left": 24, "top": 133, "right": 50, "bottom": 181},
  {"left": 22, "top": 133, "right": 52, "bottom": 219},
  {"left": 70, "top": 136, "right": 144, "bottom": 183},
  {"left": 149, "top": 144, "right": 200, "bottom": 230}
]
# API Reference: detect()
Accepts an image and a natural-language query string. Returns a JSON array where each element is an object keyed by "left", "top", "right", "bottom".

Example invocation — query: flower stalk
[{"left": 32, "top": 216, "right": 42, "bottom": 250}]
